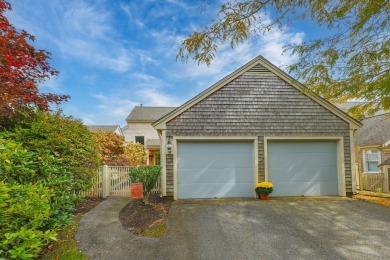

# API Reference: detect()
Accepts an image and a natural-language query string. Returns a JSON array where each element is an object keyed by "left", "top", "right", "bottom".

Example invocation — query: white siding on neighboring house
[
  {"left": 122, "top": 123, "right": 160, "bottom": 144},
  {"left": 113, "top": 127, "right": 122, "bottom": 136}
]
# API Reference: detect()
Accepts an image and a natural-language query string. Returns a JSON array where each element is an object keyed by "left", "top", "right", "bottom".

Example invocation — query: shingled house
[
  {"left": 355, "top": 113, "right": 390, "bottom": 192},
  {"left": 122, "top": 106, "right": 176, "bottom": 165},
  {"left": 153, "top": 56, "right": 361, "bottom": 199}
]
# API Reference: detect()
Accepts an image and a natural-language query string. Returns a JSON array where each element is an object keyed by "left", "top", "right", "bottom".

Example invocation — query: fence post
[
  {"left": 384, "top": 166, "right": 389, "bottom": 193},
  {"left": 102, "top": 165, "right": 109, "bottom": 198}
]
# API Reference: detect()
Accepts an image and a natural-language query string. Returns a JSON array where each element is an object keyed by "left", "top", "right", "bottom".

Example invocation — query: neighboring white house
[{"left": 122, "top": 106, "right": 176, "bottom": 165}]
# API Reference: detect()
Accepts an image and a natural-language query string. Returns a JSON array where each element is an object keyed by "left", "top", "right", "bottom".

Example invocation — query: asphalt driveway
[{"left": 77, "top": 198, "right": 390, "bottom": 259}]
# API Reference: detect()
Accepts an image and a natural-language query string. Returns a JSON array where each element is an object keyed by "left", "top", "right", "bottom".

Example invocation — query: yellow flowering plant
[{"left": 255, "top": 182, "right": 274, "bottom": 195}]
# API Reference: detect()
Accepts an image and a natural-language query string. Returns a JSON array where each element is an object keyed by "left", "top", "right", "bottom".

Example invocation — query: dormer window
[{"left": 135, "top": 136, "right": 145, "bottom": 145}]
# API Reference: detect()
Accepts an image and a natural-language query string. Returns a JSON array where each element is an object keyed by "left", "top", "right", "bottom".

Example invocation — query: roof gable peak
[{"left": 153, "top": 55, "right": 361, "bottom": 129}]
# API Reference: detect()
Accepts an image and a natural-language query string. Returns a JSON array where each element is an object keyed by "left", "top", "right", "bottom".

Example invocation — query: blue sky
[{"left": 6, "top": 0, "right": 309, "bottom": 127}]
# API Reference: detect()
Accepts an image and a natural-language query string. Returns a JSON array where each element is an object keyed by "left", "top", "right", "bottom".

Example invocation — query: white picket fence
[{"left": 80, "top": 165, "right": 161, "bottom": 198}]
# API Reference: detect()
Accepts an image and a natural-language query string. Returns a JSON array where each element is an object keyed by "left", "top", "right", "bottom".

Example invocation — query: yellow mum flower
[{"left": 255, "top": 182, "right": 273, "bottom": 188}]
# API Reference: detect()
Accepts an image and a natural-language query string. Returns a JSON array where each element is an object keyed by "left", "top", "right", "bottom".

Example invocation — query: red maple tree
[{"left": 0, "top": 0, "right": 69, "bottom": 117}]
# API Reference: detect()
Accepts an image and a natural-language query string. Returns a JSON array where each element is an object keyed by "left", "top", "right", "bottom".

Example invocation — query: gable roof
[
  {"left": 355, "top": 113, "right": 390, "bottom": 146},
  {"left": 336, "top": 102, "right": 386, "bottom": 117},
  {"left": 87, "top": 125, "right": 122, "bottom": 133},
  {"left": 153, "top": 55, "right": 362, "bottom": 129},
  {"left": 126, "top": 106, "right": 177, "bottom": 122}
]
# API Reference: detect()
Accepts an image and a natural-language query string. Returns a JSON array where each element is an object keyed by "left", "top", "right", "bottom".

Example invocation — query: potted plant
[
  {"left": 128, "top": 166, "right": 144, "bottom": 200},
  {"left": 255, "top": 182, "right": 273, "bottom": 200},
  {"left": 128, "top": 165, "right": 162, "bottom": 203}
]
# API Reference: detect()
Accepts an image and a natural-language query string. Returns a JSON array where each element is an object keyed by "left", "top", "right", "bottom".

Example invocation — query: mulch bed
[
  {"left": 353, "top": 194, "right": 390, "bottom": 207},
  {"left": 119, "top": 194, "right": 173, "bottom": 231},
  {"left": 353, "top": 190, "right": 390, "bottom": 207}
]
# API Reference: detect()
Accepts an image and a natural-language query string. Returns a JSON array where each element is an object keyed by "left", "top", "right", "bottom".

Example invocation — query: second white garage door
[
  {"left": 268, "top": 141, "right": 339, "bottom": 196},
  {"left": 177, "top": 142, "right": 254, "bottom": 199}
]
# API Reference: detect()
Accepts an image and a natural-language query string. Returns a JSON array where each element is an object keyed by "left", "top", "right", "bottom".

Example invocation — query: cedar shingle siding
[{"left": 165, "top": 75, "right": 351, "bottom": 194}]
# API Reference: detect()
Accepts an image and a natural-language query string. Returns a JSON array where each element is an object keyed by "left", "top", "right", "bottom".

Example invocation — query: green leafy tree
[
  {"left": 92, "top": 131, "right": 125, "bottom": 165},
  {"left": 115, "top": 142, "right": 147, "bottom": 166},
  {"left": 178, "top": 0, "right": 389, "bottom": 118}
]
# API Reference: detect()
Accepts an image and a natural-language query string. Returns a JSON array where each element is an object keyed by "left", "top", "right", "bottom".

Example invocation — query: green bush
[
  {"left": 0, "top": 181, "right": 57, "bottom": 259},
  {"left": 0, "top": 138, "right": 78, "bottom": 228},
  {"left": 0, "top": 110, "right": 100, "bottom": 258},
  {"left": 0, "top": 138, "right": 80, "bottom": 259},
  {"left": 1, "top": 109, "right": 100, "bottom": 192},
  {"left": 129, "top": 166, "right": 161, "bottom": 203}
]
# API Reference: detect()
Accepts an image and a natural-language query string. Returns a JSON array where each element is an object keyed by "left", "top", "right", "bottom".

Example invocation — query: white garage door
[
  {"left": 268, "top": 141, "right": 339, "bottom": 196},
  {"left": 177, "top": 142, "right": 254, "bottom": 199}
]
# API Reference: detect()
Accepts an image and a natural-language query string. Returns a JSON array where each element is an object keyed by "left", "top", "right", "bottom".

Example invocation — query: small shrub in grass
[{"left": 129, "top": 166, "right": 162, "bottom": 204}]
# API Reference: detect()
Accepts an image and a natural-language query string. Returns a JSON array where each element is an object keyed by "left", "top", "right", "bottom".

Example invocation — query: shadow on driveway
[{"left": 77, "top": 198, "right": 390, "bottom": 259}]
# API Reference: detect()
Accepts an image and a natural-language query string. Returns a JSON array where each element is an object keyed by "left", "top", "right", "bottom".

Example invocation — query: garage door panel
[
  {"left": 178, "top": 183, "right": 254, "bottom": 199},
  {"left": 178, "top": 142, "right": 254, "bottom": 199},
  {"left": 178, "top": 153, "right": 253, "bottom": 169},
  {"left": 269, "top": 154, "right": 336, "bottom": 167},
  {"left": 268, "top": 141, "right": 338, "bottom": 196},
  {"left": 269, "top": 167, "right": 338, "bottom": 182},
  {"left": 178, "top": 168, "right": 253, "bottom": 184},
  {"left": 271, "top": 182, "right": 339, "bottom": 196},
  {"left": 179, "top": 142, "right": 252, "bottom": 154},
  {"left": 268, "top": 142, "right": 336, "bottom": 154}
]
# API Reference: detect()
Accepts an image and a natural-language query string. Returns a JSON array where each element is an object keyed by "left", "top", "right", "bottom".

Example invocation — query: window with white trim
[
  {"left": 134, "top": 136, "right": 145, "bottom": 145},
  {"left": 363, "top": 150, "right": 380, "bottom": 173}
]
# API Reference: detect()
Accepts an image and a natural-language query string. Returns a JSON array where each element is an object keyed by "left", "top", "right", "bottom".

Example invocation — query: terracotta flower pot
[
  {"left": 259, "top": 193, "right": 269, "bottom": 200},
  {"left": 130, "top": 183, "right": 143, "bottom": 199}
]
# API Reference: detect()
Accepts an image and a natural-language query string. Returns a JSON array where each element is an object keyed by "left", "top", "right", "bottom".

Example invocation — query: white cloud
[
  {"left": 81, "top": 117, "right": 97, "bottom": 125},
  {"left": 136, "top": 89, "right": 183, "bottom": 107},
  {"left": 63, "top": 1, "right": 112, "bottom": 38},
  {"left": 60, "top": 104, "right": 98, "bottom": 125},
  {"left": 119, "top": 2, "right": 145, "bottom": 30},
  {"left": 94, "top": 93, "right": 139, "bottom": 120},
  {"left": 260, "top": 30, "right": 305, "bottom": 67},
  {"left": 8, "top": 0, "right": 133, "bottom": 73},
  {"left": 39, "top": 75, "right": 66, "bottom": 94}
]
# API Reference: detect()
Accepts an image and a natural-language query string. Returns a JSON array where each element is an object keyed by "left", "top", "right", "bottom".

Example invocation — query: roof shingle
[
  {"left": 126, "top": 106, "right": 176, "bottom": 122},
  {"left": 146, "top": 139, "right": 160, "bottom": 147},
  {"left": 86, "top": 125, "right": 121, "bottom": 133},
  {"left": 355, "top": 113, "right": 390, "bottom": 146}
]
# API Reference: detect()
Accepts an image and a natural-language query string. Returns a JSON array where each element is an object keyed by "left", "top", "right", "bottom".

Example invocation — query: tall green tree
[{"left": 178, "top": 0, "right": 390, "bottom": 118}]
